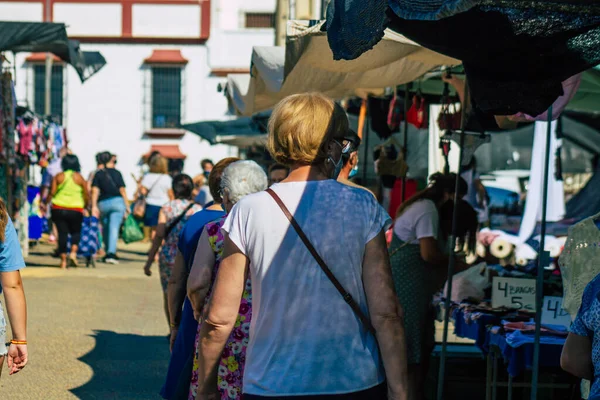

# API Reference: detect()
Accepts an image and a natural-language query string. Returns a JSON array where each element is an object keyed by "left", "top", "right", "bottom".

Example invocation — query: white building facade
[{"left": 0, "top": 0, "right": 276, "bottom": 195}]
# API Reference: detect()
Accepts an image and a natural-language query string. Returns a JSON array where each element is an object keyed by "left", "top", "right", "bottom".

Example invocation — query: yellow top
[{"left": 52, "top": 170, "right": 85, "bottom": 209}]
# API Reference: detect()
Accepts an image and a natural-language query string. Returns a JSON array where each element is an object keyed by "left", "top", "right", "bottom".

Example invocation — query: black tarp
[
  {"left": 0, "top": 21, "right": 106, "bottom": 82},
  {"left": 182, "top": 112, "right": 270, "bottom": 147}
]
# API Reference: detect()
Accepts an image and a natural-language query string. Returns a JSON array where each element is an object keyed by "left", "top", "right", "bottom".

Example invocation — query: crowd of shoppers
[{"left": 22, "top": 92, "right": 490, "bottom": 400}]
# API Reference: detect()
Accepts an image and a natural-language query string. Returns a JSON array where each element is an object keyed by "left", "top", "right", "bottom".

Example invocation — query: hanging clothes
[
  {"left": 517, "top": 121, "right": 565, "bottom": 244},
  {"left": 326, "top": 3, "right": 600, "bottom": 116},
  {"left": 368, "top": 96, "right": 394, "bottom": 139},
  {"left": 507, "top": 74, "right": 583, "bottom": 123},
  {"left": 388, "top": 0, "right": 479, "bottom": 21}
]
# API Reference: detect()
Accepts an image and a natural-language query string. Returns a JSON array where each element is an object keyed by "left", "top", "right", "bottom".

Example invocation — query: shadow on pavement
[
  {"left": 71, "top": 330, "right": 169, "bottom": 399},
  {"left": 118, "top": 248, "right": 149, "bottom": 257}
]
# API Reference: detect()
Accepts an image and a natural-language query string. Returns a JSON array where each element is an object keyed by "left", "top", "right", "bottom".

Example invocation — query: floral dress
[
  {"left": 159, "top": 199, "right": 202, "bottom": 292},
  {"left": 189, "top": 217, "right": 252, "bottom": 400}
]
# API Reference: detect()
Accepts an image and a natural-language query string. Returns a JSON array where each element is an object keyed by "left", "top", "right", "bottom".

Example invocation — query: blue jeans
[{"left": 98, "top": 197, "right": 126, "bottom": 255}]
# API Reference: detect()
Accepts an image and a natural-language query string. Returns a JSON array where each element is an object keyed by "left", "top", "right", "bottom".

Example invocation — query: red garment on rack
[
  {"left": 388, "top": 178, "right": 418, "bottom": 217},
  {"left": 17, "top": 120, "right": 33, "bottom": 156}
]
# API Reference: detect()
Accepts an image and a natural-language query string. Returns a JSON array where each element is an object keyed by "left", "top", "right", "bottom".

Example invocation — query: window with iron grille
[
  {"left": 33, "top": 64, "right": 64, "bottom": 123},
  {"left": 152, "top": 67, "right": 182, "bottom": 129},
  {"left": 245, "top": 12, "right": 275, "bottom": 28}
]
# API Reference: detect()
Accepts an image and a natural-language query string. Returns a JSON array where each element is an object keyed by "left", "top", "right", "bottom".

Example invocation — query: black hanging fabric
[
  {"left": 325, "top": 2, "right": 600, "bottom": 116},
  {"left": 385, "top": 6, "right": 600, "bottom": 116},
  {"left": 368, "top": 97, "right": 394, "bottom": 139},
  {"left": 0, "top": 21, "right": 106, "bottom": 83}
]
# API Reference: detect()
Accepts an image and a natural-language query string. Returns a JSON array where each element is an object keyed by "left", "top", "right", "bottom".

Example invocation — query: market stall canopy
[
  {"left": 404, "top": 66, "right": 600, "bottom": 115},
  {"left": 182, "top": 112, "right": 270, "bottom": 147},
  {"left": 0, "top": 21, "right": 106, "bottom": 82},
  {"left": 226, "top": 20, "right": 459, "bottom": 116}
]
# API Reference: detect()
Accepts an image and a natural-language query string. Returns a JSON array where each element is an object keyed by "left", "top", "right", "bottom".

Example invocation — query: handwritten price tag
[
  {"left": 541, "top": 296, "right": 571, "bottom": 327},
  {"left": 492, "top": 277, "right": 536, "bottom": 311}
]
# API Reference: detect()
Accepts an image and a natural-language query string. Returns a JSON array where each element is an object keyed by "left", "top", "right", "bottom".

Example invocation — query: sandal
[{"left": 68, "top": 254, "right": 79, "bottom": 268}]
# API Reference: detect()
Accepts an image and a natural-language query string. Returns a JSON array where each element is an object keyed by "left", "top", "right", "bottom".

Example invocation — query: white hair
[{"left": 221, "top": 160, "right": 268, "bottom": 204}]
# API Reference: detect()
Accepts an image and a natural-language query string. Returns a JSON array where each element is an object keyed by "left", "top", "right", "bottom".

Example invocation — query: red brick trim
[
  {"left": 210, "top": 68, "right": 250, "bottom": 77},
  {"left": 143, "top": 49, "right": 188, "bottom": 65},
  {"left": 25, "top": 53, "right": 63, "bottom": 63}
]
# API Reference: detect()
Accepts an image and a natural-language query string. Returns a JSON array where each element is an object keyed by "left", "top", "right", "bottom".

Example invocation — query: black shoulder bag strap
[
  {"left": 165, "top": 202, "right": 196, "bottom": 237},
  {"left": 266, "top": 188, "right": 376, "bottom": 336}
]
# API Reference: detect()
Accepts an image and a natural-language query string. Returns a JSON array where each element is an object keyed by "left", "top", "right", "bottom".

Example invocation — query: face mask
[
  {"left": 348, "top": 165, "right": 359, "bottom": 179},
  {"left": 325, "top": 140, "right": 349, "bottom": 179},
  {"left": 204, "top": 171, "right": 210, "bottom": 179}
]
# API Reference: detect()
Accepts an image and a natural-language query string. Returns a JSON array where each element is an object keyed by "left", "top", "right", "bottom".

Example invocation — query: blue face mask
[{"left": 348, "top": 165, "right": 359, "bottom": 179}]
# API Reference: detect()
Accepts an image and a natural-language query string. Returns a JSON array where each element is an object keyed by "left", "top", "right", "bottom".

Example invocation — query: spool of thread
[
  {"left": 547, "top": 243, "right": 562, "bottom": 258},
  {"left": 476, "top": 243, "right": 487, "bottom": 259},
  {"left": 516, "top": 256, "right": 529, "bottom": 267},
  {"left": 515, "top": 243, "right": 538, "bottom": 267},
  {"left": 490, "top": 239, "right": 513, "bottom": 259},
  {"left": 466, "top": 251, "right": 478, "bottom": 265}
]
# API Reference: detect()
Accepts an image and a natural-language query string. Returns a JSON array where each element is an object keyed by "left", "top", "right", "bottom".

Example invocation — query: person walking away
[
  {"left": 0, "top": 198, "right": 28, "bottom": 378},
  {"left": 194, "top": 93, "right": 408, "bottom": 400},
  {"left": 87, "top": 153, "right": 104, "bottom": 207},
  {"left": 41, "top": 146, "right": 70, "bottom": 249},
  {"left": 200, "top": 159, "right": 214, "bottom": 180},
  {"left": 192, "top": 174, "right": 213, "bottom": 207},
  {"left": 144, "top": 174, "right": 202, "bottom": 331},
  {"left": 160, "top": 158, "right": 238, "bottom": 400},
  {"left": 187, "top": 160, "right": 268, "bottom": 400},
  {"left": 389, "top": 172, "right": 478, "bottom": 400},
  {"left": 267, "top": 163, "right": 289, "bottom": 186},
  {"left": 140, "top": 155, "right": 173, "bottom": 239},
  {"left": 92, "top": 152, "right": 130, "bottom": 264},
  {"left": 45, "top": 154, "right": 89, "bottom": 269}
]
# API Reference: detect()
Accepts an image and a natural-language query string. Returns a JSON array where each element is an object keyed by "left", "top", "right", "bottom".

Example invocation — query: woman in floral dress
[
  {"left": 144, "top": 174, "right": 202, "bottom": 330},
  {"left": 187, "top": 161, "right": 268, "bottom": 400}
]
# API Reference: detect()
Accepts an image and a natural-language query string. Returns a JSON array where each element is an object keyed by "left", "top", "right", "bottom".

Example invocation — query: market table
[{"left": 451, "top": 307, "right": 571, "bottom": 400}]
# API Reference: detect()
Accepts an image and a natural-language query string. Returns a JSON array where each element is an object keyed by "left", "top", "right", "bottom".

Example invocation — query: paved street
[{"left": 0, "top": 241, "right": 170, "bottom": 399}]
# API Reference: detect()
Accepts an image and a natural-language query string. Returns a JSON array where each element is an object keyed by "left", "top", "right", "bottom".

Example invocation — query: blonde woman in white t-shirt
[{"left": 193, "top": 93, "right": 408, "bottom": 400}]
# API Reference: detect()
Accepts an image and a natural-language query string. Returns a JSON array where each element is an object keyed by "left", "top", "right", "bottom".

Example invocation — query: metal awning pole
[
  {"left": 531, "top": 106, "right": 554, "bottom": 400},
  {"left": 44, "top": 0, "right": 53, "bottom": 116},
  {"left": 437, "top": 79, "right": 469, "bottom": 400},
  {"left": 401, "top": 84, "right": 410, "bottom": 203}
]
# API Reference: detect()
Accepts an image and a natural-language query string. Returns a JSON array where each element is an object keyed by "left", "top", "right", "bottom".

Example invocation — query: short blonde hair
[
  {"left": 149, "top": 154, "right": 169, "bottom": 174},
  {"left": 268, "top": 93, "right": 349, "bottom": 166}
]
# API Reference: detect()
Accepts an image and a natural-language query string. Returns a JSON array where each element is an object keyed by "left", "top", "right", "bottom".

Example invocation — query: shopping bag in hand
[{"left": 122, "top": 214, "right": 144, "bottom": 244}]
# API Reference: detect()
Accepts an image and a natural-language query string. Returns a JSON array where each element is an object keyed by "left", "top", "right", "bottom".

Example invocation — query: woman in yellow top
[{"left": 46, "top": 154, "right": 89, "bottom": 269}]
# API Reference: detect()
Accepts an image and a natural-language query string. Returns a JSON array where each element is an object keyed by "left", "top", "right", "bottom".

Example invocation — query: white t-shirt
[
  {"left": 223, "top": 180, "right": 390, "bottom": 396},
  {"left": 393, "top": 199, "right": 439, "bottom": 244},
  {"left": 141, "top": 173, "right": 172, "bottom": 206}
]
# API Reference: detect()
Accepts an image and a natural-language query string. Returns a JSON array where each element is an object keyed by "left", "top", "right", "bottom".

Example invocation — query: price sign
[
  {"left": 492, "top": 277, "right": 536, "bottom": 311},
  {"left": 541, "top": 296, "right": 571, "bottom": 327}
]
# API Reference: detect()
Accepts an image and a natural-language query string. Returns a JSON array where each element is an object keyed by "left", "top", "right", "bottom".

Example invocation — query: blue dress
[
  {"left": 571, "top": 273, "right": 600, "bottom": 399},
  {"left": 160, "top": 209, "right": 225, "bottom": 399}
]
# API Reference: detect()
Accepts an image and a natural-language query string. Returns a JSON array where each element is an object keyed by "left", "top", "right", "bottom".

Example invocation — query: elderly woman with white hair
[{"left": 187, "top": 160, "right": 268, "bottom": 400}]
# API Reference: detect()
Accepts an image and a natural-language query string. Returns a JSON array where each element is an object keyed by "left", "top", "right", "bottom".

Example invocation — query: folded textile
[{"left": 505, "top": 330, "right": 567, "bottom": 348}]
